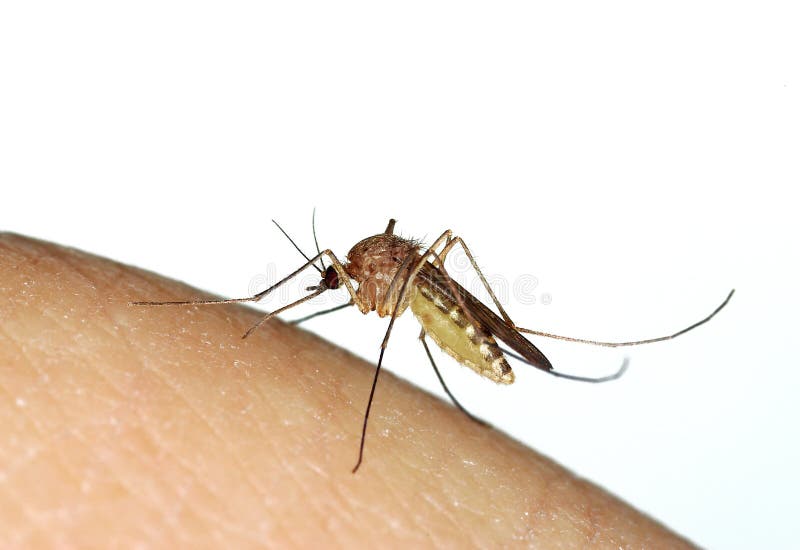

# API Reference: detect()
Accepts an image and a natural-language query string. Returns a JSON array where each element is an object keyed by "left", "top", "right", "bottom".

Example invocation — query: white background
[{"left": 1, "top": 2, "right": 797, "bottom": 548}]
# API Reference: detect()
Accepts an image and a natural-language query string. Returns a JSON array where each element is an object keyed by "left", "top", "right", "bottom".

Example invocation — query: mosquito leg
[
  {"left": 353, "top": 260, "right": 423, "bottom": 472},
  {"left": 129, "top": 251, "right": 334, "bottom": 307},
  {"left": 354, "top": 229, "right": 468, "bottom": 472},
  {"left": 501, "top": 345, "right": 629, "bottom": 383},
  {"left": 397, "top": 232, "right": 544, "bottom": 378},
  {"left": 382, "top": 229, "right": 453, "bottom": 314},
  {"left": 435, "top": 236, "right": 733, "bottom": 351},
  {"left": 353, "top": 233, "right": 454, "bottom": 473},
  {"left": 131, "top": 294, "right": 263, "bottom": 307},
  {"left": 416, "top": 241, "right": 494, "bottom": 347},
  {"left": 435, "top": 233, "right": 454, "bottom": 264},
  {"left": 381, "top": 229, "right": 502, "bottom": 342},
  {"left": 438, "top": 236, "right": 515, "bottom": 326},
  {"left": 352, "top": 346, "right": 385, "bottom": 473},
  {"left": 241, "top": 248, "right": 365, "bottom": 338},
  {"left": 132, "top": 249, "right": 369, "bottom": 337},
  {"left": 353, "top": 289, "right": 410, "bottom": 472},
  {"left": 514, "top": 289, "right": 735, "bottom": 347},
  {"left": 419, "top": 328, "right": 487, "bottom": 426},
  {"left": 241, "top": 287, "right": 326, "bottom": 338},
  {"left": 289, "top": 301, "right": 353, "bottom": 325},
  {"left": 320, "top": 249, "right": 367, "bottom": 314}
]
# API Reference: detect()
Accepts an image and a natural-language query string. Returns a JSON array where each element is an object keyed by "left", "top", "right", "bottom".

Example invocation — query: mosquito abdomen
[{"left": 411, "top": 282, "right": 514, "bottom": 384}]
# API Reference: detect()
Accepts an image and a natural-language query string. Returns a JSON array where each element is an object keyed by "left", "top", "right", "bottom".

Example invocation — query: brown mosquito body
[
  {"left": 341, "top": 223, "right": 544, "bottom": 384},
  {"left": 132, "top": 217, "right": 734, "bottom": 473}
]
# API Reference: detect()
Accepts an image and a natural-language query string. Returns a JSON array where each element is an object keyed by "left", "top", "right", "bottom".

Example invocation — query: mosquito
[{"left": 131, "top": 216, "right": 734, "bottom": 473}]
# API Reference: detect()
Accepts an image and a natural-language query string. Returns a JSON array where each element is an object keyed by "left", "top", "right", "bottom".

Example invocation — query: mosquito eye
[{"left": 324, "top": 266, "right": 340, "bottom": 289}]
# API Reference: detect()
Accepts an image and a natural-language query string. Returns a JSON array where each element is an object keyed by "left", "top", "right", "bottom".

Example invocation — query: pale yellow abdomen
[{"left": 410, "top": 286, "right": 514, "bottom": 384}]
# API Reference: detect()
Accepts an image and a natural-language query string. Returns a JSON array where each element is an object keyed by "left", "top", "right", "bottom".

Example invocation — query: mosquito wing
[{"left": 417, "top": 262, "right": 553, "bottom": 372}]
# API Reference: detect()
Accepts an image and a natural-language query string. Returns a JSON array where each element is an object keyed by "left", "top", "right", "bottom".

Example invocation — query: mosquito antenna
[
  {"left": 515, "top": 289, "right": 735, "bottom": 347},
  {"left": 311, "top": 208, "right": 326, "bottom": 272},
  {"left": 501, "top": 347, "right": 629, "bottom": 383},
  {"left": 272, "top": 219, "right": 323, "bottom": 275}
]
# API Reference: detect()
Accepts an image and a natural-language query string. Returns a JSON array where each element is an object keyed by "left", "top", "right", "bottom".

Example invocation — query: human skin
[{"left": 0, "top": 234, "right": 696, "bottom": 548}]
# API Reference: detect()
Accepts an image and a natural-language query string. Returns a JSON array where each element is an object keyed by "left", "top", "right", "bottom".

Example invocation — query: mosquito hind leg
[
  {"left": 437, "top": 236, "right": 515, "bottom": 325},
  {"left": 514, "top": 289, "right": 736, "bottom": 347},
  {"left": 419, "top": 328, "right": 488, "bottom": 426}
]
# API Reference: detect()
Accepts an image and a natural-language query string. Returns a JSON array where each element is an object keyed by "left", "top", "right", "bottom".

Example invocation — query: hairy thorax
[{"left": 344, "top": 234, "right": 422, "bottom": 317}]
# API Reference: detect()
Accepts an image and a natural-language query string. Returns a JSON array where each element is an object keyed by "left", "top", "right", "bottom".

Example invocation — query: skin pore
[{"left": 0, "top": 234, "right": 696, "bottom": 548}]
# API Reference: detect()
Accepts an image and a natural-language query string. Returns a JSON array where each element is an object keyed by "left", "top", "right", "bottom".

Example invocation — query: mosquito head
[
  {"left": 323, "top": 265, "right": 340, "bottom": 289},
  {"left": 307, "top": 265, "right": 340, "bottom": 292}
]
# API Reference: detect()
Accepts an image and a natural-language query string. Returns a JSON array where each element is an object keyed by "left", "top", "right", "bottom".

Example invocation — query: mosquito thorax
[{"left": 344, "top": 233, "right": 421, "bottom": 317}]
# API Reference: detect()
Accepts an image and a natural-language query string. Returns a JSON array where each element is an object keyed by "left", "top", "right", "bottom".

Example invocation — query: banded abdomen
[{"left": 410, "top": 279, "right": 514, "bottom": 384}]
